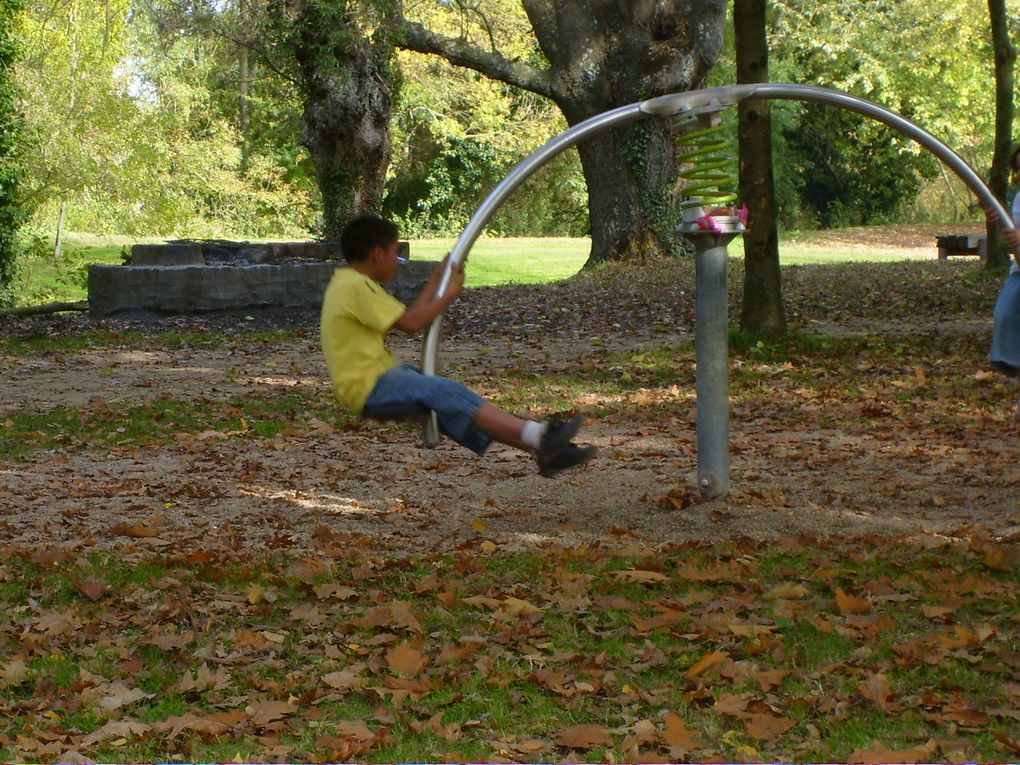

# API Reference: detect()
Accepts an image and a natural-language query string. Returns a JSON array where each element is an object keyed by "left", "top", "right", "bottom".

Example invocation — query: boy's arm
[
  {"left": 983, "top": 204, "right": 1020, "bottom": 249},
  {"left": 393, "top": 255, "right": 465, "bottom": 333}
]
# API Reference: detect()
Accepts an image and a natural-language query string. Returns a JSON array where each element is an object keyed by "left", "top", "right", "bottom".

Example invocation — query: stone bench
[
  {"left": 127, "top": 240, "right": 410, "bottom": 266},
  {"left": 88, "top": 259, "right": 435, "bottom": 316}
]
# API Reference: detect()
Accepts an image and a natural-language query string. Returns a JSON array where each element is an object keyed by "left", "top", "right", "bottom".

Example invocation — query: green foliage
[
  {"left": 385, "top": 134, "right": 500, "bottom": 235},
  {"left": 767, "top": 0, "right": 1002, "bottom": 228},
  {"left": 0, "top": 0, "right": 26, "bottom": 307},
  {"left": 385, "top": 131, "right": 586, "bottom": 238},
  {"left": 17, "top": 0, "right": 318, "bottom": 241},
  {"left": 785, "top": 105, "right": 937, "bottom": 227},
  {"left": 3, "top": 0, "right": 1013, "bottom": 267},
  {"left": 11, "top": 232, "right": 102, "bottom": 305},
  {"left": 385, "top": 26, "right": 587, "bottom": 238}
]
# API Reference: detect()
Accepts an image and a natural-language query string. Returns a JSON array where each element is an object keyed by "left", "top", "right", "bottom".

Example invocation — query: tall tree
[
  {"left": 734, "top": 0, "right": 784, "bottom": 338},
  {"left": 985, "top": 0, "right": 1016, "bottom": 270},
  {"left": 18, "top": 0, "right": 132, "bottom": 224},
  {"left": 277, "top": 0, "right": 399, "bottom": 239},
  {"left": 0, "top": 0, "right": 25, "bottom": 307},
  {"left": 398, "top": 0, "right": 729, "bottom": 266}
]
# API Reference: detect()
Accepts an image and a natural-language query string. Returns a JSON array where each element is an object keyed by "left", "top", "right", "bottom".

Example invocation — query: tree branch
[
  {"left": 452, "top": 0, "right": 497, "bottom": 51},
  {"left": 396, "top": 20, "right": 556, "bottom": 102},
  {"left": 0, "top": 300, "right": 88, "bottom": 318},
  {"left": 208, "top": 25, "right": 303, "bottom": 89}
]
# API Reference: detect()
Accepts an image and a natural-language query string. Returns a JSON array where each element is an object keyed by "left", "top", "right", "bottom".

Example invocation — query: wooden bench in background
[{"left": 936, "top": 234, "right": 986, "bottom": 260}]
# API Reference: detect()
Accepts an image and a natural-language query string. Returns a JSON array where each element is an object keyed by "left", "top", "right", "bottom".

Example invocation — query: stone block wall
[{"left": 88, "top": 260, "right": 437, "bottom": 316}]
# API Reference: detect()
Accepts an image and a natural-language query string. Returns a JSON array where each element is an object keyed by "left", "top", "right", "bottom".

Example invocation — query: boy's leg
[
  {"left": 364, "top": 366, "right": 508, "bottom": 454},
  {"left": 472, "top": 404, "right": 595, "bottom": 476},
  {"left": 472, "top": 402, "right": 531, "bottom": 450},
  {"left": 364, "top": 366, "right": 594, "bottom": 473}
]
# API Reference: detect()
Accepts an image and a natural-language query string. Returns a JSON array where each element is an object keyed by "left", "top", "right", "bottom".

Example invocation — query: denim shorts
[
  {"left": 990, "top": 269, "right": 1020, "bottom": 377},
  {"left": 362, "top": 364, "right": 492, "bottom": 454}
]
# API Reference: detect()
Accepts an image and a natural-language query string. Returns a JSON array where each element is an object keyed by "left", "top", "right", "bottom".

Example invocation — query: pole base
[{"left": 698, "top": 473, "right": 729, "bottom": 499}]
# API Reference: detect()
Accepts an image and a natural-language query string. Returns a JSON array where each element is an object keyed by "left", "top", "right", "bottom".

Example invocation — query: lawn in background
[
  {"left": 11, "top": 229, "right": 953, "bottom": 307},
  {"left": 408, "top": 237, "right": 590, "bottom": 287}
]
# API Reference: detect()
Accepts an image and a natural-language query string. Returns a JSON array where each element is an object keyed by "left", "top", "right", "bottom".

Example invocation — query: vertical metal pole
[
  {"left": 684, "top": 220, "right": 742, "bottom": 498},
  {"left": 694, "top": 236, "right": 729, "bottom": 497}
]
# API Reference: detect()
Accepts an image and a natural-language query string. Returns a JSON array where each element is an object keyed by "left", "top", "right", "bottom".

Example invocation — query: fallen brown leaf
[
  {"left": 554, "top": 723, "right": 612, "bottom": 749},
  {"left": 660, "top": 711, "right": 701, "bottom": 751},
  {"left": 685, "top": 650, "right": 728, "bottom": 680},
  {"left": 858, "top": 672, "right": 900, "bottom": 714},
  {"left": 245, "top": 700, "right": 296, "bottom": 726},
  {"left": 835, "top": 587, "right": 872, "bottom": 615},
  {"left": 744, "top": 712, "right": 795, "bottom": 741},
  {"left": 81, "top": 720, "right": 152, "bottom": 746},
  {"left": 849, "top": 738, "right": 938, "bottom": 763},
  {"left": 386, "top": 641, "right": 427, "bottom": 678},
  {"left": 322, "top": 664, "right": 367, "bottom": 691},
  {"left": 609, "top": 569, "right": 670, "bottom": 584}
]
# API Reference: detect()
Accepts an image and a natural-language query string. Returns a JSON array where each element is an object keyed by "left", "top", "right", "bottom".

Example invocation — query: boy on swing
[{"left": 320, "top": 215, "right": 596, "bottom": 477}]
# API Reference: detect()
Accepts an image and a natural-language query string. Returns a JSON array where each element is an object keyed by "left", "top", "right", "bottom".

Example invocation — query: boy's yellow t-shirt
[{"left": 320, "top": 267, "right": 406, "bottom": 412}]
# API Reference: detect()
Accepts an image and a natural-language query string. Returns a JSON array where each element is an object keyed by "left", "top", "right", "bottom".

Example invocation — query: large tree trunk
[
  {"left": 734, "top": 0, "right": 785, "bottom": 338},
  {"left": 398, "top": 0, "right": 728, "bottom": 266},
  {"left": 291, "top": 0, "right": 397, "bottom": 239},
  {"left": 985, "top": 0, "right": 1016, "bottom": 270},
  {"left": 563, "top": 105, "right": 681, "bottom": 264}
]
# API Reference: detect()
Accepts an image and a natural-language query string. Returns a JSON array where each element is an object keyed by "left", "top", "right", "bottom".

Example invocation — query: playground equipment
[
  {"left": 675, "top": 111, "right": 739, "bottom": 209},
  {"left": 421, "top": 83, "right": 1017, "bottom": 497}
]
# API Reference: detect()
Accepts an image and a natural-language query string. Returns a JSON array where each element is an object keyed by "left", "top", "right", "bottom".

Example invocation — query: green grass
[
  {"left": 9, "top": 229, "right": 954, "bottom": 307},
  {"left": 12, "top": 230, "right": 165, "bottom": 305},
  {"left": 408, "top": 236, "right": 591, "bottom": 286},
  {"left": 0, "top": 327, "right": 300, "bottom": 355}
]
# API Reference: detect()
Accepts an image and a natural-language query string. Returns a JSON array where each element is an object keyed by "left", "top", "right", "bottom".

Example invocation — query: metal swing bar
[{"left": 420, "top": 83, "right": 1015, "bottom": 496}]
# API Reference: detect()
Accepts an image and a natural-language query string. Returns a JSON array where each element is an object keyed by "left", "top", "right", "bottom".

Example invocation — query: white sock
[{"left": 521, "top": 420, "right": 546, "bottom": 450}]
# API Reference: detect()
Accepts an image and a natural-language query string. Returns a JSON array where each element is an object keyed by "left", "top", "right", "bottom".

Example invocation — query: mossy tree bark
[
  {"left": 287, "top": 0, "right": 399, "bottom": 240},
  {"left": 0, "top": 0, "right": 25, "bottom": 307}
]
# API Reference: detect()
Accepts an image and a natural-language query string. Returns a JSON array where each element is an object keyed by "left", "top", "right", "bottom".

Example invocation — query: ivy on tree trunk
[
  {"left": 985, "top": 0, "right": 1016, "bottom": 271},
  {"left": 282, "top": 0, "right": 399, "bottom": 240}
]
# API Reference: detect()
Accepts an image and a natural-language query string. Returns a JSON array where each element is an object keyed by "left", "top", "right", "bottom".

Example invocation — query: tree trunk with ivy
[
  {"left": 735, "top": 0, "right": 785, "bottom": 338},
  {"left": 0, "top": 0, "right": 25, "bottom": 307},
  {"left": 985, "top": 0, "right": 1016, "bottom": 271},
  {"left": 398, "top": 0, "right": 727, "bottom": 266},
  {"left": 285, "top": 0, "right": 398, "bottom": 240}
]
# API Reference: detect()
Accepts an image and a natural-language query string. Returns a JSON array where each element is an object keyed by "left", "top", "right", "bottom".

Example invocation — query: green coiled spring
[{"left": 676, "top": 122, "right": 738, "bottom": 208}]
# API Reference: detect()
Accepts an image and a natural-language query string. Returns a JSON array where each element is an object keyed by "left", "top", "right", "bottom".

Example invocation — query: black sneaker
[
  {"left": 535, "top": 415, "right": 584, "bottom": 469},
  {"left": 538, "top": 443, "right": 597, "bottom": 478}
]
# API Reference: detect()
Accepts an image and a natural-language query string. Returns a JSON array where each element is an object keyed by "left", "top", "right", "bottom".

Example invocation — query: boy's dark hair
[{"left": 340, "top": 215, "right": 399, "bottom": 262}]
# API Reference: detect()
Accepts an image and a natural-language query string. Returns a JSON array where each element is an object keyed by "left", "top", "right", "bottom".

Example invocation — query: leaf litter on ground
[
  {"left": 1, "top": 535, "right": 1018, "bottom": 762},
  {"left": 2, "top": 249, "right": 1020, "bottom": 761}
]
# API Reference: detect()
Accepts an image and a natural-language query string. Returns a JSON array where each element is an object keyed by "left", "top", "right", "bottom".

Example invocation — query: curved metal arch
[{"left": 422, "top": 82, "right": 1014, "bottom": 445}]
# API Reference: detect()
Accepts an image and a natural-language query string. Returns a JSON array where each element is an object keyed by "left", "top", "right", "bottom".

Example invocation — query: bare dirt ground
[{"left": 2, "top": 229, "right": 1019, "bottom": 558}]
